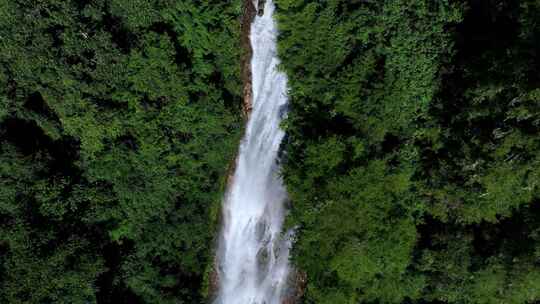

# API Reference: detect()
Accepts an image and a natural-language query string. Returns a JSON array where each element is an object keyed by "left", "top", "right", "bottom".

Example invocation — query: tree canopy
[
  {"left": 2, "top": 0, "right": 540, "bottom": 303},
  {"left": 0, "top": 0, "right": 242, "bottom": 303},
  {"left": 275, "top": 0, "right": 540, "bottom": 303}
]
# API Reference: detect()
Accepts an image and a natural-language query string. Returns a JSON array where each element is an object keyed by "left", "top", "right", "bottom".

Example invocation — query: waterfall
[{"left": 214, "top": 1, "right": 292, "bottom": 303}]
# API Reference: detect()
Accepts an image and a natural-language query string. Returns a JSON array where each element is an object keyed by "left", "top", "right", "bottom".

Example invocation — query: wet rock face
[
  {"left": 257, "top": 0, "right": 267, "bottom": 16},
  {"left": 281, "top": 270, "right": 307, "bottom": 304},
  {"left": 241, "top": 0, "right": 257, "bottom": 118},
  {"left": 255, "top": 220, "right": 268, "bottom": 241},
  {"left": 207, "top": 255, "right": 220, "bottom": 302},
  {"left": 256, "top": 246, "right": 271, "bottom": 282}
]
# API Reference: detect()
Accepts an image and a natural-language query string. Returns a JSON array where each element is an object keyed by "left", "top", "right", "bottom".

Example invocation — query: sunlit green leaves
[{"left": 0, "top": 0, "right": 242, "bottom": 302}]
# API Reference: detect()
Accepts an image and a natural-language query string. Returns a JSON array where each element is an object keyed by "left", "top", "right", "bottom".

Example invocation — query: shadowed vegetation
[{"left": 275, "top": 0, "right": 540, "bottom": 303}]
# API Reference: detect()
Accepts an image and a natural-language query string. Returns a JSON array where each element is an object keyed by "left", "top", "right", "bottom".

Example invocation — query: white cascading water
[{"left": 215, "top": 1, "right": 292, "bottom": 303}]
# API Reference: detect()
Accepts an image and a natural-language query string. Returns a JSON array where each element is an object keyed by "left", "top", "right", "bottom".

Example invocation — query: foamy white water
[{"left": 214, "top": 1, "right": 292, "bottom": 303}]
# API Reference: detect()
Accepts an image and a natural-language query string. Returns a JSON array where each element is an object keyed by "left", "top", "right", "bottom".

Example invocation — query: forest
[
  {"left": 0, "top": 0, "right": 539, "bottom": 303},
  {"left": 277, "top": 0, "right": 540, "bottom": 303},
  {"left": 0, "top": 0, "right": 243, "bottom": 303}
]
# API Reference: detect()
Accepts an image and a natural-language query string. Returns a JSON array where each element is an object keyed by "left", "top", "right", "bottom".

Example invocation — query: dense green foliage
[
  {"left": 0, "top": 0, "right": 242, "bottom": 303},
  {"left": 276, "top": 0, "right": 540, "bottom": 303},
  {"left": 2, "top": 0, "right": 540, "bottom": 303}
]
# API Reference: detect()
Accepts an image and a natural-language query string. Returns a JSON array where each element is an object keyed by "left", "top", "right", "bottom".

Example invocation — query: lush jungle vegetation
[
  {"left": 0, "top": 0, "right": 243, "bottom": 303},
  {"left": 275, "top": 0, "right": 540, "bottom": 303},
  {"left": 1, "top": 0, "right": 540, "bottom": 303}
]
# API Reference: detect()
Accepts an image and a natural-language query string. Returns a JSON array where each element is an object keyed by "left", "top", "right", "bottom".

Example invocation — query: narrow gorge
[{"left": 214, "top": 1, "right": 293, "bottom": 303}]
